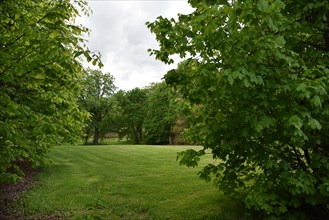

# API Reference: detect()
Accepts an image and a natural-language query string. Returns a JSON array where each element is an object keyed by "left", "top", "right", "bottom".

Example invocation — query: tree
[
  {"left": 79, "top": 69, "right": 116, "bottom": 145},
  {"left": 144, "top": 82, "right": 176, "bottom": 144},
  {"left": 0, "top": 0, "right": 101, "bottom": 183},
  {"left": 147, "top": 0, "right": 329, "bottom": 218},
  {"left": 97, "top": 98, "right": 123, "bottom": 142},
  {"left": 116, "top": 88, "right": 147, "bottom": 144}
]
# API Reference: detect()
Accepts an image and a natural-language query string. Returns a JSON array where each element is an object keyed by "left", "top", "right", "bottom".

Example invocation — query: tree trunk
[
  {"left": 93, "top": 127, "right": 99, "bottom": 145},
  {"left": 84, "top": 133, "right": 89, "bottom": 144},
  {"left": 84, "top": 127, "right": 90, "bottom": 144},
  {"left": 138, "top": 125, "right": 143, "bottom": 144},
  {"left": 132, "top": 126, "right": 139, "bottom": 144}
]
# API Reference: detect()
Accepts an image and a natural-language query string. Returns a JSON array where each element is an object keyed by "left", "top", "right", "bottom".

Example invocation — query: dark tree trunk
[
  {"left": 84, "top": 133, "right": 89, "bottom": 144},
  {"left": 138, "top": 125, "right": 143, "bottom": 144},
  {"left": 93, "top": 127, "right": 99, "bottom": 145},
  {"left": 133, "top": 126, "right": 139, "bottom": 144},
  {"left": 84, "top": 127, "right": 90, "bottom": 144},
  {"left": 169, "top": 135, "right": 173, "bottom": 145}
]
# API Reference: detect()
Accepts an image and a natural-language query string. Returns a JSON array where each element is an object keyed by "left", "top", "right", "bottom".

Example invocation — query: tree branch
[
  {"left": 1, "top": 36, "right": 38, "bottom": 75},
  {"left": 292, "top": 146, "right": 307, "bottom": 170},
  {"left": 302, "top": 147, "right": 311, "bottom": 167},
  {"left": 301, "top": 41, "right": 329, "bottom": 52}
]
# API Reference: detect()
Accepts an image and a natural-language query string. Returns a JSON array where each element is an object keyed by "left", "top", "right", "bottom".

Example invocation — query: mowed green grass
[{"left": 16, "top": 145, "right": 244, "bottom": 219}]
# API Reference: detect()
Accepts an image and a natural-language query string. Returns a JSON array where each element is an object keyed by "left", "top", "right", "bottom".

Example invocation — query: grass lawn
[{"left": 15, "top": 145, "right": 244, "bottom": 219}]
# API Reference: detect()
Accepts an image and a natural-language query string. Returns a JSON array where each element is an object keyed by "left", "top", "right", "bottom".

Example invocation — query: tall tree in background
[
  {"left": 79, "top": 69, "right": 116, "bottom": 145},
  {"left": 148, "top": 0, "right": 329, "bottom": 218},
  {"left": 165, "top": 61, "right": 202, "bottom": 145},
  {"left": 116, "top": 88, "right": 147, "bottom": 144},
  {"left": 0, "top": 0, "right": 101, "bottom": 183},
  {"left": 98, "top": 97, "right": 123, "bottom": 142},
  {"left": 144, "top": 82, "right": 176, "bottom": 145}
]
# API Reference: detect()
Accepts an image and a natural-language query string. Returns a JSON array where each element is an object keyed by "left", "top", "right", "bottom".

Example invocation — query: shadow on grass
[
  {"left": 82, "top": 137, "right": 130, "bottom": 146},
  {"left": 198, "top": 196, "right": 248, "bottom": 220}
]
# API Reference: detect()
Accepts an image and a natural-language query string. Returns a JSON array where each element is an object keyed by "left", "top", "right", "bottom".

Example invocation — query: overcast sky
[{"left": 78, "top": 0, "right": 193, "bottom": 91}]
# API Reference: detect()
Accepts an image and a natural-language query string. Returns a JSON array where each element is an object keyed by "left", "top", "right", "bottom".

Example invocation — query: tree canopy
[
  {"left": 144, "top": 82, "right": 176, "bottom": 145},
  {"left": 148, "top": 0, "right": 329, "bottom": 218},
  {"left": 116, "top": 88, "right": 148, "bottom": 144},
  {"left": 79, "top": 69, "right": 116, "bottom": 145},
  {"left": 0, "top": 0, "right": 101, "bottom": 183}
]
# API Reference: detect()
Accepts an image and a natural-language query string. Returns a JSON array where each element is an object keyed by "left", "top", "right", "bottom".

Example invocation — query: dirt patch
[{"left": 0, "top": 161, "right": 38, "bottom": 220}]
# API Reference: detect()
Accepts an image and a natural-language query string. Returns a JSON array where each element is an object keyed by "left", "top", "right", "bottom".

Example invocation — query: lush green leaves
[
  {"left": 144, "top": 82, "right": 177, "bottom": 144},
  {"left": 148, "top": 0, "right": 329, "bottom": 217},
  {"left": 0, "top": 0, "right": 101, "bottom": 183},
  {"left": 115, "top": 88, "right": 147, "bottom": 144},
  {"left": 79, "top": 69, "right": 116, "bottom": 144}
]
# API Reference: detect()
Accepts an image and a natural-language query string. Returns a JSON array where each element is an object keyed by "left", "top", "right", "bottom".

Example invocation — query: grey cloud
[{"left": 79, "top": 1, "right": 192, "bottom": 91}]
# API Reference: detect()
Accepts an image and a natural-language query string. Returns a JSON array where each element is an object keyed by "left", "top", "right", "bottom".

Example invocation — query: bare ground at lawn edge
[{"left": 0, "top": 161, "right": 61, "bottom": 220}]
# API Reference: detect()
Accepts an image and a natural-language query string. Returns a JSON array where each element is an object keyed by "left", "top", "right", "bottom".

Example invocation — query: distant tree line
[{"left": 79, "top": 68, "right": 190, "bottom": 145}]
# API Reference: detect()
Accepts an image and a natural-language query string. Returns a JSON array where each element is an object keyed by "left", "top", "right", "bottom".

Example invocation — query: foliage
[
  {"left": 97, "top": 101, "right": 123, "bottom": 143},
  {"left": 79, "top": 69, "right": 116, "bottom": 145},
  {"left": 0, "top": 0, "right": 101, "bottom": 183},
  {"left": 112, "top": 83, "right": 188, "bottom": 145},
  {"left": 148, "top": 0, "right": 329, "bottom": 218},
  {"left": 144, "top": 82, "right": 176, "bottom": 144},
  {"left": 115, "top": 88, "right": 147, "bottom": 144}
]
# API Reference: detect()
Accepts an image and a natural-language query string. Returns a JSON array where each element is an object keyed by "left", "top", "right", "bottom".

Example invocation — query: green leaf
[
  {"left": 308, "top": 118, "right": 322, "bottom": 130},
  {"left": 34, "top": 73, "right": 45, "bottom": 80},
  {"left": 257, "top": 0, "right": 270, "bottom": 12},
  {"left": 274, "top": 36, "right": 286, "bottom": 46},
  {"left": 49, "top": 31, "right": 58, "bottom": 39},
  {"left": 177, "top": 149, "right": 205, "bottom": 167},
  {"left": 272, "top": 0, "right": 286, "bottom": 11},
  {"left": 288, "top": 115, "right": 303, "bottom": 129},
  {"left": 227, "top": 75, "right": 234, "bottom": 85},
  {"left": 311, "top": 96, "right": 322, "bottom": 107}
]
